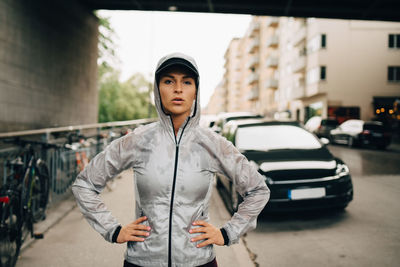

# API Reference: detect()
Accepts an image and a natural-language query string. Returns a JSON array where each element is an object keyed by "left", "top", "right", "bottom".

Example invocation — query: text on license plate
[{"left": 288, "top": 187, "right": 326, "bottom": 200}]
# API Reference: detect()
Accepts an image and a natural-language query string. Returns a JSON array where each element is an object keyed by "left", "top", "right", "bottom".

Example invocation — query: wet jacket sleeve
[
  {"left": 72, "top": 134, "right": 136, "bottom": 243},
  {"left": 211, "top": 136, "right": 270, "bottom": 245}
]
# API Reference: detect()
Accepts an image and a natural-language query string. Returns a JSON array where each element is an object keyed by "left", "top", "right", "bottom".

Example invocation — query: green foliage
[
  {"left": 96, "top": 13, "right": 157, "bottom": 123},
  {"left": 98, "top": 65, "right": 157, "bottom": 122},
  {"left": 96, "top": 14, "right": 119, "bottom": 68}
]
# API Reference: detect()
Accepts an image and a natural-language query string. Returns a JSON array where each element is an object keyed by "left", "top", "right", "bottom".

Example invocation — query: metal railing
[{"left": 0, "top": 118, "right": 156, "bottom": 201}]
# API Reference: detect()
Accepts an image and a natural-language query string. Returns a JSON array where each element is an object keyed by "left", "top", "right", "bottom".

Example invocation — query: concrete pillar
[{"left": 0, "top": 0, "right": 99, "bottom": 132}]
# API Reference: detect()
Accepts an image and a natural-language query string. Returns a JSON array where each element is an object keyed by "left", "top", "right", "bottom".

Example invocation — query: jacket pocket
[{"left": 138, "top": 207, "right": 151, "bottom": 228}]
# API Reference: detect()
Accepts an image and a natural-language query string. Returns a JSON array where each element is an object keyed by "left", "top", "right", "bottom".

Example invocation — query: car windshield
[
  {"left": 235, "top": 125, "right": 322, "bottom": 151},
  {"left": 321, "top": 119, "right": 338, "bottom": 126}
]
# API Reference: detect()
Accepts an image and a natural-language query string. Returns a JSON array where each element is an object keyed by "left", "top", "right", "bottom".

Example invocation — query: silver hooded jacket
[{"left": 72, "top": 53, "right": 270, "bottom": 267}]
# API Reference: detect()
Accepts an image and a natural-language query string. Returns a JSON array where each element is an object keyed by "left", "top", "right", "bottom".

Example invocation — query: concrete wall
[{"left": 0, "top": 0, "right": 99, "bottom": 132}]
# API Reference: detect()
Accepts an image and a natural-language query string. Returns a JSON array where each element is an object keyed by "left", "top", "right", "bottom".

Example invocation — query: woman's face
[{"left": 159, "top": 70, "right": 196, "bottom": 118}]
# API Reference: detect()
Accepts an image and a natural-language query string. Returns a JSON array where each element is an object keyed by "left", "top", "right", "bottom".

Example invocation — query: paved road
[{"left": 243, "top": 143, "right": 400, "bottom": 267}]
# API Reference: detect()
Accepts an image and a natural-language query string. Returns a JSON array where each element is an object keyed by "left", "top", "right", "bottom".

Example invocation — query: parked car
[
  {"left": 211, "top": 112, "right": 263, "bottom": 134},
  {"left": 216, "top": 120, "right": 353, "bottom": 213},
  {"left": 330, "top": 119, "right": 392, "bottom": 149},
  {"left": 305, "top": 116, "right": 339, "bottom": 139}
]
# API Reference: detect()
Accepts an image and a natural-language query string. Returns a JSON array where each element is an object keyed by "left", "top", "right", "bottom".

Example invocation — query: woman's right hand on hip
[{"left": 117, "top": 216, "right": 151, "bottom": 243}]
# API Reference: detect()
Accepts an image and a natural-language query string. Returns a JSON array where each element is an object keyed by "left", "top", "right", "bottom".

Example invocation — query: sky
[{"left": 98, "top": 10, "right": 251, "bottom": 108}]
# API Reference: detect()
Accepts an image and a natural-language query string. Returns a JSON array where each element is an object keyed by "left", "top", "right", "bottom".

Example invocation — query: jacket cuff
[
  {"left": 220, "top": 228, "right": 229, "bottom": 246},
  {"left": 112, "top": 225, "right": 122, "bottom": 243}
]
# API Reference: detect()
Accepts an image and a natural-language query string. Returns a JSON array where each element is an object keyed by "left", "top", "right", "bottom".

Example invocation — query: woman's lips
[{"left": 172, "top": 98, "right": 184, "bottom": 104}]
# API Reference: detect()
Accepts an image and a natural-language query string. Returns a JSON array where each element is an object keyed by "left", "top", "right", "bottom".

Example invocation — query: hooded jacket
[{"left": 72, "top": 52, "right": 270, "bottom": 267}]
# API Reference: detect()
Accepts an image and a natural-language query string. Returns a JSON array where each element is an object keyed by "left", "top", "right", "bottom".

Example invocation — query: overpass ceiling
[{"left": 80, "top": 0, "right": 400, "bottom": 22}]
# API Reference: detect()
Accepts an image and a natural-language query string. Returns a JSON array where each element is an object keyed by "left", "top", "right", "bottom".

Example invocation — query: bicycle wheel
[
  {"left": 31, "top": 162, "right": 50, "bottom": 223},
  {"left": 0, "top": 197, "right": 21, "bottom": 267}
]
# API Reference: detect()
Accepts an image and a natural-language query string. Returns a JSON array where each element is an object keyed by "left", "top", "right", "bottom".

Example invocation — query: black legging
[{"left": 123, "top": 258, "right": 218, "bottom": 267}]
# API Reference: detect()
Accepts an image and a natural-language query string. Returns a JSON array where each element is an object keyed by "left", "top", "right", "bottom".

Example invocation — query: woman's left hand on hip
[{"left": 189, "top": 220, "right": 224, "bottom": 248}]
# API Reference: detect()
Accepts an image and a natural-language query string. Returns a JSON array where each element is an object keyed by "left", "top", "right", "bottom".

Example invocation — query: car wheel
[
  {"left": 348, "top": 136, "right": 354, "bottom": 147},
  {"left": 330, "top": 135, "right": 336, "bottom": 144},
  {"left": 377, "top": 144, "right": 387, "bottom": 150}
]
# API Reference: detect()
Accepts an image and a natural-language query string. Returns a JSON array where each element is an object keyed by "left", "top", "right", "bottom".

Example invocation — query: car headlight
[{"left": 336, "top": 163, "right": 350, "bottom": 177}]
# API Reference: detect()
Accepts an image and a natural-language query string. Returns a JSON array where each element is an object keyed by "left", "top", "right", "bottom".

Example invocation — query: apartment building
[
  {"left": 279, "top": 18, "right": 400, "bottom": 123},
  {"left": 208, "top": 16, "right": 400, "bottom": 126},
  {"left": 242, "top": 17, "right": 261, "bottom": 113},
  {"left": 223, "top": 38, "right": 242, "bottom": 112},
  {"left": 205, "top": 81, "right": 226, "bottom": 114}
]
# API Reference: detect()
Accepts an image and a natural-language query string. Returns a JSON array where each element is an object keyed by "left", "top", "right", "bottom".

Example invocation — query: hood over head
[{"left": 154, "top": 52, "right": 201, "bottom": 134}]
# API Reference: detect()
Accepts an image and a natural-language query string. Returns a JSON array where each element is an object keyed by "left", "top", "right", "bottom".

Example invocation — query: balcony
[
  {"left": 291, "top": 83, "right": 305, "bottom": 99},
  {"left": 265, "top": 78, "right": 278, "bottom": 89},
  {"left": 247, "top": 86, "right": 259, "bottom": 100},
  {"left": 247, "top": 38, "right": 260, "bottom": 53},
  {"left": 266, "top": 17, "right": 279, "bottom": 27},
  {"left": 292, "top": 56, "right": 306, "bottom": 73},
  {"left": 247, "top": 72, "right": 259, "bottom": 85},
  {"left": 265, "top": 55, "right": 279, "bottom": 68},
  {"left": 247, "top": 21, "right": 260, "bottom": 37},
  {"left": 233, "top": 74, "right": 241, "bottom": 84},
  {"left": 266, "top": 34, "right": 279, "bottom": 48},
  {"left": 246, "top": 56, "right": 259, "bottom": 69},
  {"left": 234, "top": 63, "right": 241, "bottom": 71},
  {"left": 306, "top": 82, "right": 327, "bottom": 97},
  {"left": 293, "top": 27, "right": 306, "bottom": 46}
]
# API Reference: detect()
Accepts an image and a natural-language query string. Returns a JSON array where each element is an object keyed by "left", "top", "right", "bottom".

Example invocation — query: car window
[
  {"left": 235, "top": 125, "right": 322, "bottom": 151},
  {"left": 364, "top": 123, "right": 383, "bottom": 131},
  {"left": 321, "top": 119, "right": 338, "bottom": 126}
]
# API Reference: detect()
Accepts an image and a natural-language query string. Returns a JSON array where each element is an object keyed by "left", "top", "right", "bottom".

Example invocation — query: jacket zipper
[{"left": 168, "top": 117, "right": 190, "bottom": 267}]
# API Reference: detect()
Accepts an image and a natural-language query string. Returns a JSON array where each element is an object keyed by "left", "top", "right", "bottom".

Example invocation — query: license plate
[
  {"left": 372, "top": 133, "right": 382, "bottom": 137},
  {"left": 289, "top": 187, "right": 326, "bottom": 200}
]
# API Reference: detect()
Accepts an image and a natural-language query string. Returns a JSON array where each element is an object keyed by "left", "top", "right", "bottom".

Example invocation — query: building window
[
  {"left": 320, "top": 66, "right": 326, "bottom": 80},
  {"left": 388, "top": 34, "right": 400, "bottom": 48},
  {"left": 321, "top": 34, "right": 326, "bottom": 48},
  {"left": 307, "top": 66, "right": 327, "bottom": 84},
  {"left": 307, "top": 34, "right": 327, "bottom": 53},
  {"left": 388, "top": 66, "right": 400, "bottom": 82}
]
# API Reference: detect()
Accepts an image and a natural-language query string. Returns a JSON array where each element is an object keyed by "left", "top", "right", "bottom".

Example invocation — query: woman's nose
[{"left": 174, "top": 82, "right": 183, "bottom": 93}]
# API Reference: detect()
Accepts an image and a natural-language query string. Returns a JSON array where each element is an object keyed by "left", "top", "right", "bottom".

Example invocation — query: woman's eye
[
  {"left": 184, "top": 80, "right": 193, "bottom": 85},
  {"left": 164, "top": 80, "right": 172, "bottom": 84}
]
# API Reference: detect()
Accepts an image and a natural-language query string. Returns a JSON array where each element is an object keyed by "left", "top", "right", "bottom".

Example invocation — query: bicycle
[{"left": 0, "top": 139, "right": 54, "bottom": 267}]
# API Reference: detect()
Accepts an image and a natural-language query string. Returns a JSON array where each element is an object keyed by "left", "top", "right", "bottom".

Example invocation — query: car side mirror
[{"left": 320, "top": 137, "right": 330, "bottom": 145}]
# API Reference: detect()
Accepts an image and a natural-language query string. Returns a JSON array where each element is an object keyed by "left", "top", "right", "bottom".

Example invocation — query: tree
[
  {"left": 98, "top": 67, "right": 157, "bottom": 122},
  {"left": 97, "top": 14, "right": 119, "bottom": 70},
  {"left": 96, "top": 14, "right": 156, "bottom": 122}
]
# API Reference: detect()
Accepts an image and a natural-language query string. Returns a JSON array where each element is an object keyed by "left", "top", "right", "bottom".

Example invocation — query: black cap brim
[{"left": 155, "top": 57, "right": 198, "bottom": 77}]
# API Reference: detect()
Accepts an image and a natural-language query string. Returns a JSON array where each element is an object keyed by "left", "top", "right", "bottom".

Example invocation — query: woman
[{"left": 72, "top": 52, "right": 270, "bottom": 267}]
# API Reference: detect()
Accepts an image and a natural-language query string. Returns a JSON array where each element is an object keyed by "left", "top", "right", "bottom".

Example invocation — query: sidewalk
[{"left": 16, "top": 170, "right": 254, "bottom": 267}]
